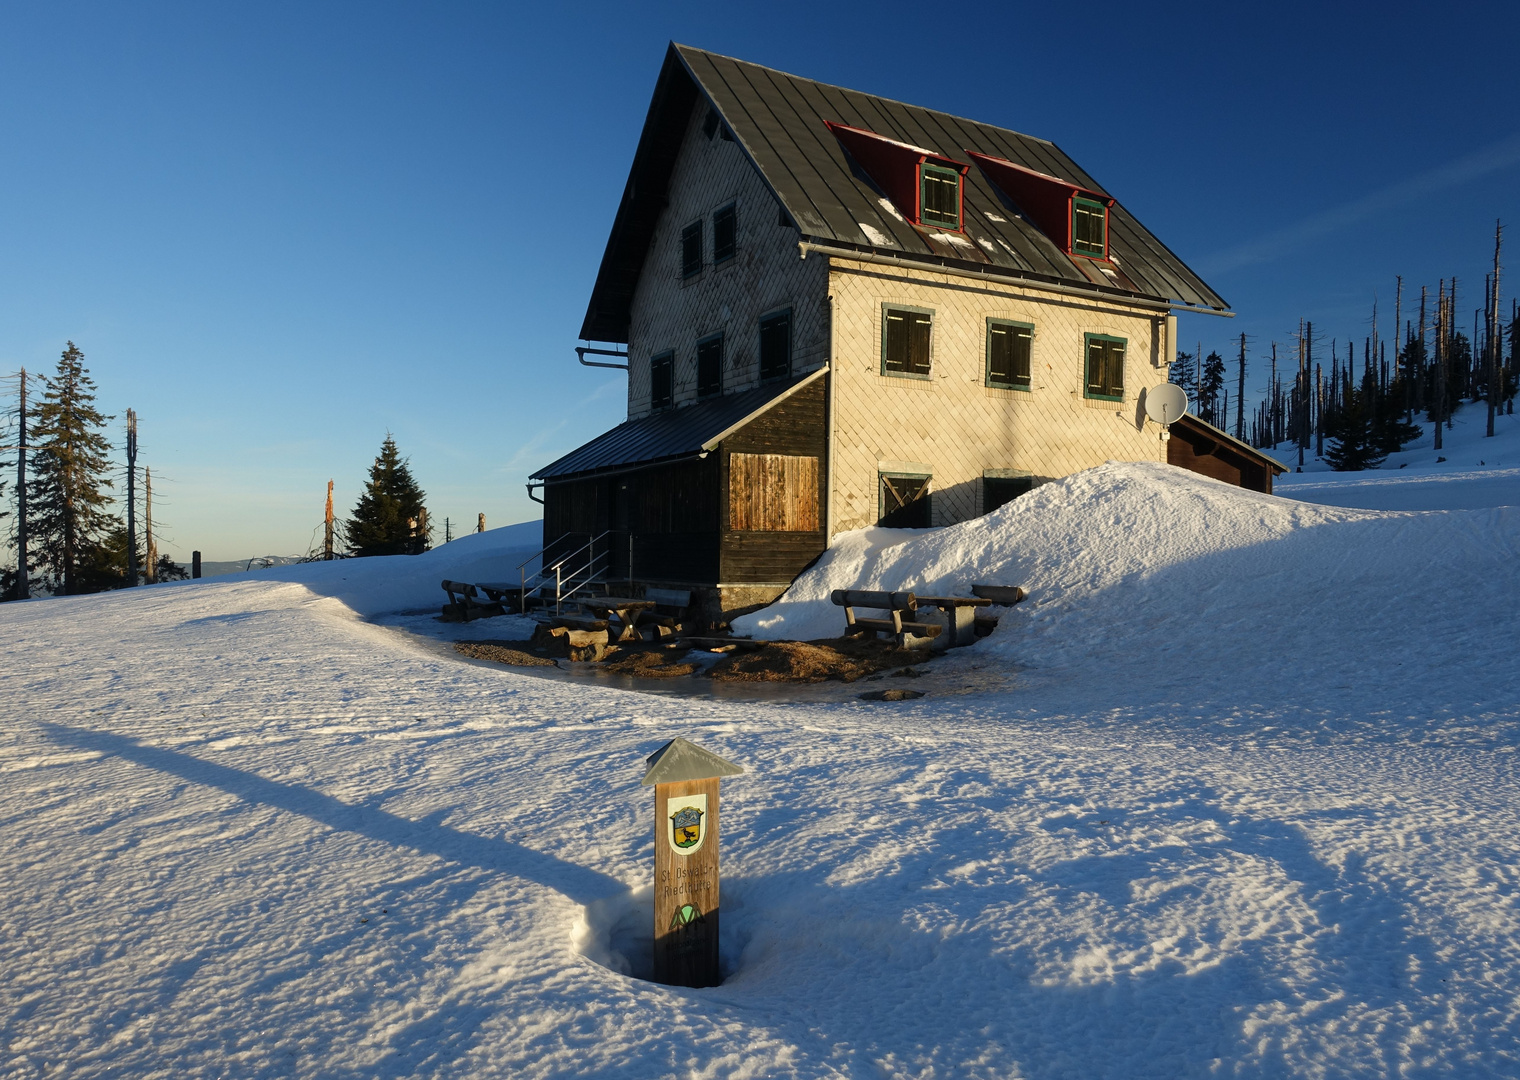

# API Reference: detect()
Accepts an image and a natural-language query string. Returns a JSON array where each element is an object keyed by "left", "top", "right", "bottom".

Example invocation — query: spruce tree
[
  {"left": 347, "top": 435, "right": 432, "bottom": 557},
  {"left": 1198, "top": 351, "right": 1227, "bottom": 426},
  {"left": 1323, "top": 388, "right": 1388, "bottom": 471},
  {"left": 28, "top": 343, "right": 119, "bottom": 594}
]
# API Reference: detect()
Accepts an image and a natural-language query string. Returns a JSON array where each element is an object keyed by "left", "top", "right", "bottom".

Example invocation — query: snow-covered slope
[
  {"left": 737, "top": 461, "right": 1518, "bottom": 722},
  {"left": 4, "top": 468, "right": 1519, "bottom": 1078}
]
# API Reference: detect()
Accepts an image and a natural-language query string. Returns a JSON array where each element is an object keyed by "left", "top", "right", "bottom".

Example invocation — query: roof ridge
[{"left": 671, "top": 42, "right": 1060, "bottom": 150}]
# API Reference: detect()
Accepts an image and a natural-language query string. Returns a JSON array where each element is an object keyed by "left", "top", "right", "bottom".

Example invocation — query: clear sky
[{"left": 2, "top": 1, "right": 1516, "bottom": 561}]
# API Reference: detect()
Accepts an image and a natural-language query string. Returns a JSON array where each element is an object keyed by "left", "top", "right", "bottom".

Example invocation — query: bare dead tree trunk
[
  {"left": 15, "top": 368, "right": 27, "bottom": 600},
  {"left": 1235, "top": 332, "right": 1246, "bottom": 439},
  {"left": 1489, "top": 220, "right": 1502, "bottom": 437},
  {"left": 126, "top": 409, "right": 138, "bottom": 586},
  {"left": 145, "top": 468, "right": 157, "bottom": 584}
]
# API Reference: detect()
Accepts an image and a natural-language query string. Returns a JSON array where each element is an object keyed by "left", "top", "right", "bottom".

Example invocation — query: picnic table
[
  {"left": 912, "top": 595, "right": 993, "bottom": 649},
  {"left": 577, "top": 596, "right": 657, "bottom": 641}
]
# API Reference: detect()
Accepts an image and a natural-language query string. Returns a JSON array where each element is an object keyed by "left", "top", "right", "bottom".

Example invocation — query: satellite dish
[{"left": 1145, "top": 383, "right": 1189, "bottom": 426}]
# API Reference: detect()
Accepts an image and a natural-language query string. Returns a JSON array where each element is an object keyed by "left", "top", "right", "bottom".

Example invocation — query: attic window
[
  {"left": 1072, "top": 197, "right": 1107, "bottom": 258},
  {"left": 651, "top": 350, "right": 674, "bottom": 409},
  {"left": 920, "top": 164, "right": 961, "bottom": 230},
  {"left": 681, "top": 221, "right": 703, "bottom": 278},
  {"left": 713, "top": 203, "right": 737, "bottom": 263}
]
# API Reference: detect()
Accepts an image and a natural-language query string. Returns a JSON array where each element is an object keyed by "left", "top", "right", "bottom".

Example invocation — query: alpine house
[{"left": 531, "top": 43, "right": 1277, "bottom": 621}]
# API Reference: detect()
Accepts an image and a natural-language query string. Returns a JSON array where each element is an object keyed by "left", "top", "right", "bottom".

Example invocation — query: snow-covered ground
[
  {"left": 1274, "top": 401, "right": 1519, "bottom": 511},
  {"left": 4, "top": 461, "right": 1519, "bottom": 1078}
]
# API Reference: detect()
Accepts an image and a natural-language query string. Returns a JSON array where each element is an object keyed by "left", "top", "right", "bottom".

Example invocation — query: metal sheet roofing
[
  {"left": 581, "top": 44, "right": 1229, "bottom": 342},
  {"left": 531, "top": 369, "right": 822, "bottom": 481}
]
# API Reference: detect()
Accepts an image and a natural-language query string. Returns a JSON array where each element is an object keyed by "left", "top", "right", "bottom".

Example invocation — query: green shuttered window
[
  {"left": 1072, "top": 197, "right": 1106, "bottom": 258},
  {"left": 883, "top": 307, "right": 932, "bottom": 378},
  {"left": 987, "top": 320, "right": 1033, "bottom": 389},
  {"left": 1084, "top": 334, "right": 1125, "bottom": 401},
  {"left": 919, "top": 164, "right": 961, "bottom": 230},
  {"left": 878, "top": 473, "right": 931, "bottom": 528}
]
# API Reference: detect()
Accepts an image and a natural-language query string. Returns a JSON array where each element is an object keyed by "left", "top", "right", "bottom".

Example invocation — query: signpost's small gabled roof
[
  {"left": 642, "top": 737, "right": 745, "bottom": 786},
  {"left": 581, "top": 43, "right": 1229, "bottom": 343}
]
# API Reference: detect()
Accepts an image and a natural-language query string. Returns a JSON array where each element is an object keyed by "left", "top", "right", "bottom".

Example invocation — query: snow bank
[
  {"left": 145, "top": 519, "right": 543, "bottom": 617},
  {"left": 736, "top": 461, "right": 1520, "bottom": 706}
]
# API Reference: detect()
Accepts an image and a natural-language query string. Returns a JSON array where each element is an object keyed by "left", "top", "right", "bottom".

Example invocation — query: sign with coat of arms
[{"left": 665, "top": 793, "right": 707, "bottom": 855}]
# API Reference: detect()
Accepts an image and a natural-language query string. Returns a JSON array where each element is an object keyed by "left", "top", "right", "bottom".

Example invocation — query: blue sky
[{"left": 2, "top": 1, "right": 1516, "bottom": 560}]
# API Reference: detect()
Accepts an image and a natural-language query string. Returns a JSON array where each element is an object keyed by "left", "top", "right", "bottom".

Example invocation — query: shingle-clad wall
[
  {"left": 826, "top": 257, "right": 1172, "bottom": 533},
  {"left": 626, "top": 102, "right": 830, "bottom": 420}
]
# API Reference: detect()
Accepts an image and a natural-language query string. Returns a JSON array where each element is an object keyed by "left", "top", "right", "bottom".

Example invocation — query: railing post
[{"left": 556, "top": 563, "right": 562, "bottom": 615}]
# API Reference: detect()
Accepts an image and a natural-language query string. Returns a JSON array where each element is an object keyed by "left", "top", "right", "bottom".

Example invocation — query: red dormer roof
[
  {"left": 966, "top": 151, "right": 1114, "bottom": 259},
  {"left": 824, "top": 121, "right": 969, "bottom": 232}
]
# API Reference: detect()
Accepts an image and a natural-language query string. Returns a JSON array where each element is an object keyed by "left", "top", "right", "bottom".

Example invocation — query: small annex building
[{"left": 532, "top": 43, "right": 1255, "bottom": 620}]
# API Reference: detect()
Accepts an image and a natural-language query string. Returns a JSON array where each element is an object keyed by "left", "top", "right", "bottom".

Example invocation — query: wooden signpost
[{"left": 642, "top": 737, "right": 744, "bottom": 988}]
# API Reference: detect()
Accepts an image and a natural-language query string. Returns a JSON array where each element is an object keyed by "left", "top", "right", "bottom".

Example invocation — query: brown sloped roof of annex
[
  {"left": 531, "top": 368, "right": 824, "bottom": 481},
  {"left": 580, "top": 44, "right": 1229, "bottom": 343}
]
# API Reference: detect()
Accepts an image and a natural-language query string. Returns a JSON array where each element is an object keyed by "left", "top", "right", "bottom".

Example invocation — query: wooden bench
[
  {"left": 579, "top": 597, "right": 658, "bottom": 641},
  {"left": 829, "top": 589, "right": 942, "bottom": 647},
  {"left": 440, "top": 580, "right": 505, "bottom": 623}
]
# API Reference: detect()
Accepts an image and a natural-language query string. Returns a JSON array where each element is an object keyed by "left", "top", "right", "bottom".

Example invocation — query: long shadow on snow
[{"left": 42, "top": 721, "right": 624, "bottom": 906}]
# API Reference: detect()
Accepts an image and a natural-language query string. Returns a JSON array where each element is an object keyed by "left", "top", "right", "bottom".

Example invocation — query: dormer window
[
  {"left": 1072, "top": 197, "right": 1107, "bottom": 258},
  {"left": 967, "top": 150, "right": 1115, "bottom": 262},
  {"left": 823, "top": 121, "right": 967, "bottom": 233},
  {"left": 919, "top": 164, "right": 962, "bottom": 230}
]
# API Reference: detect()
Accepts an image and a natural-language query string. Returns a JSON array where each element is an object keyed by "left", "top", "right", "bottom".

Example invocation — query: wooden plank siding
[
  {"left": 728, "top": 453, "right": 819, "bottom": 531},
  {"left": 718, "top": 376, "right": 828, "bottom": 583}
]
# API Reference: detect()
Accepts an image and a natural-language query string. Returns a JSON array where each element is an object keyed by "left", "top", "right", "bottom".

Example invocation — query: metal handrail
[{"left": 518, "top": 530, "right": 614, "bottom": 614}]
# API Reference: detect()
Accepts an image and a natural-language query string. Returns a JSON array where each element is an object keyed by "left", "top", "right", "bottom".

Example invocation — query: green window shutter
[
  {"left": 987, "top": 321, "right": 1033, "bottom": 389},
  {"left": 1084, "top": 335, "right": 1124, "bottom": 400},
  {"left": 878, "top": 473, "right": 932, "bottom": 528},
  {"left": 1072, "top": 198, "right": 1106, "bottom": 257},
  {"left": 883, "top": 307, "right": 932, "bottom": 378},
  {"left": 919, "top": 164, "right": 961, "bottom": 230}
]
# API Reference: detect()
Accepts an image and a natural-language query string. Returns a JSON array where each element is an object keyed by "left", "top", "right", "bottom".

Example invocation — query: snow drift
[{"left": 737, "top": 461, "right": 1520, "bottom": 709}]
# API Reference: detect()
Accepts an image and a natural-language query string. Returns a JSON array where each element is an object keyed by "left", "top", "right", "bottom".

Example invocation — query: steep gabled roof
[{"left": 581, "top": 43, "right": 1229, "bottom": 342}]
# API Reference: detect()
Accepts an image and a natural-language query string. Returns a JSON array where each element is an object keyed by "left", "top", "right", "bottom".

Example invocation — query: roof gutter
[{"left": 797, "top": 240, "right": 1235, "bottom": 319}]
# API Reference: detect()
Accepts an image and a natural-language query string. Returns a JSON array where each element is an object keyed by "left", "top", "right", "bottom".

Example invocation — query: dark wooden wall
[
  {"left": 1167, "top": 429, "right": 1274, "bottom": 493},
  {"left": 541, "top": 376, "right": 829, "bottom": 589},
  {"left": 719, "top": 377, "right": 828, "bottom": 583}
]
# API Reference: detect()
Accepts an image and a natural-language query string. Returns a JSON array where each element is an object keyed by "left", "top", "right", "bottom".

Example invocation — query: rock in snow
[{"left": 2, "top": 462, "right": 1518, "bottom": 1079}]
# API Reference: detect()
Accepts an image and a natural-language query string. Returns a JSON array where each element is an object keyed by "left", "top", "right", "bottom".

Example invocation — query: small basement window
[
  {"left": 1072, "top": 197, "right": 1107, "bottom": 258},
  {"left": 697, "top": 333, "right": 723, "bottom": 398},
  {"left": 759, "top": 309, "right": 792, "bottom": 381},
  {"left": 713, "top": 203, "right": 737, "bottom": 264},
  {"left": 651, "top": 350, "right": 674, "bottom": 409},
  {"left": 681, "top": 221, "right": 703, "bottom": 278},
  {"left": 920, "top": 163, "right": 961, "bottom": 230},
  {"left": 882, "top": 307, "right": 932, "bottom": 378},
  {"left": 879, "top": 473, "right": 932, "bottom": 528},
  {"left": 983, "top": 471, "right": 1033, "bottom": 514},
  {"left": 1084, "top": 334, "right": 1125, "bottom": 401},
  {"left": 987, "top": 320, "right": 1033, "bottom": 389}
]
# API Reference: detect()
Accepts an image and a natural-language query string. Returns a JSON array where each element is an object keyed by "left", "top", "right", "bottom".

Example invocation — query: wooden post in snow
[
  {"left": 642, "top": 738, "right": 744, "bottom": 988},
  {"left": 125, "top": 409, "right": 138, "bottom": 586},
  {"left": 477, "top": 513, "right": 486, "bottom": 533},
  {"left": 324, "top": 480, "right": 336, "bottom": 560}
]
